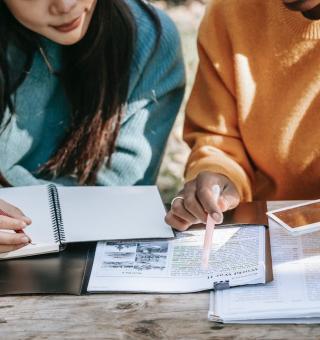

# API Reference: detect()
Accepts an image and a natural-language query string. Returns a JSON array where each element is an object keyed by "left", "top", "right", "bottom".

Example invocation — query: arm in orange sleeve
[{"left": 184, "top": 2, "right": 254, "bottom": 201}]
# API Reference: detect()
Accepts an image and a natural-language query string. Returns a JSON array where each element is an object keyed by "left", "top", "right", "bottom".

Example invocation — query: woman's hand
[
  {"left": 0, "top": 199, "right": 32, "bottom": 253},
  {"left": 165, "top": 172, "right": 240, "bottom": 231}
]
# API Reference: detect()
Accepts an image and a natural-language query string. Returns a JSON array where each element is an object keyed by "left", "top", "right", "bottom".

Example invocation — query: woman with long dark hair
[{"left": 0, "top": 0, "right": 185, "bottom": 252}]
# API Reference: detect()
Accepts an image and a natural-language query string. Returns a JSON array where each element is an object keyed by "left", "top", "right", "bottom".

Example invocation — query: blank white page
[
  {"left": 57, "top": 186, "right": 174, "bottom": 243},
  {"left": 0, "top": 186, "right": 55, "bottom": 244}
]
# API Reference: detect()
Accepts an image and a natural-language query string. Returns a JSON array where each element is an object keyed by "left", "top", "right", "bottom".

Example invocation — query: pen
[
  {"left": 201, "top": 184, "right": 222, "bottom": 270},
  {"left": 0, "top": 208, "right": 32, "bottom": 244}
]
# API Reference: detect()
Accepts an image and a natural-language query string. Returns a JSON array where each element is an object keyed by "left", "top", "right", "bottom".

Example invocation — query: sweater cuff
[{"left": 185, "top": 157, "right": 253, "bottom": 201}]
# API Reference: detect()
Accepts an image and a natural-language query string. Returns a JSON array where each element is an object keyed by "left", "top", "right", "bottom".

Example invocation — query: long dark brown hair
[{"left": 0, "top": 0, "right": 160, "bottom": 185}]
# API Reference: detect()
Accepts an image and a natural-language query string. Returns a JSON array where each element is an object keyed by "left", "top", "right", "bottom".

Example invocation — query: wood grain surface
[{"left": 1, "top": 293, "right": 320, "bottom": 339}]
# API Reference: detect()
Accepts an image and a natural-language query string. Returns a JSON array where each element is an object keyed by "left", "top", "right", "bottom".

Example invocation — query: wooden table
[
  {"left": 1, "top": 201, "right": 320, "bottom": 339},
  {"left": 2, "top": 293, "right": 320, "bottom": 339}
]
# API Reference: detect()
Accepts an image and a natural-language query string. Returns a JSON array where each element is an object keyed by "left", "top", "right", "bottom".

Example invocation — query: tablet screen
[{"left": 273, "top": 202, "right": 320, "bottom": 229}]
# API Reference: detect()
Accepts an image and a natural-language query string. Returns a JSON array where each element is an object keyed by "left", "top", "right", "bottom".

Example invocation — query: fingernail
[
  {"left": 24, "top": 217, "right": 32, "bottom": 224},
  {"left": 20, "top": 236, "right": 29, "bottom": 243},
  {"left": 212, "top": 212, "right": 223, "bottom": 224},
  {"left": 19, "top": 221, "right": 27, "bottom": 228}
]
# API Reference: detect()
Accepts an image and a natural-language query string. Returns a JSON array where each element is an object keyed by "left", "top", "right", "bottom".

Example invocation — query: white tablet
[{"left": 267, "top": 200, "right": 320, "bottom": 235}]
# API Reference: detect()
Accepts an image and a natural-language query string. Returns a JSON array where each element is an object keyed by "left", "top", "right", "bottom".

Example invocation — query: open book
[
  {"left": 0, "top": 185, "right": 174, "bottom": 260},
  {"left": 87, "top": 221, "right": 272, "bottom": 293},
  {"left": 208, "top": 203, "right": 320, "bottom": 324}
]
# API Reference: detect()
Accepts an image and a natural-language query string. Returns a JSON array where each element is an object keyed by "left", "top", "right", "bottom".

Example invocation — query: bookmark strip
[{"left": 47, "top": 184, "right": 65, "bottom": 245}]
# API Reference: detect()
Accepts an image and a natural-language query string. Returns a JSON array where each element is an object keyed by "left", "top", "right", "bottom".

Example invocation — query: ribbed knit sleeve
[
  {"left": 184, "top": 0, "right": 254, "bottom": 201},
  {"left": 96, "top": 2, "right": 185, "bottom": 185}
]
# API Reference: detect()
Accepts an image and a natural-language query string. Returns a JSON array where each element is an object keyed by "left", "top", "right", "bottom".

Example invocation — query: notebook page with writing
[
  {"left": 0, "top": 186, "right": 59, "bottom": 259},
  {"left": 57, "top": 186, "right": 174, "bottom": 243}
]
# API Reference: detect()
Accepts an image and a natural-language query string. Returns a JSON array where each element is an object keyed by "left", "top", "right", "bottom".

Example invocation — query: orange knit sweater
[{"left": 185, "top": 0, "right": 320, "bottom": 201}]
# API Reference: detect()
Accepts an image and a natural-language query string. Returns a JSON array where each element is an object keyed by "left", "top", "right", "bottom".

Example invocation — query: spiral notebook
[{"left": 0, "top": 185, "right": 174, "bottom": 260}]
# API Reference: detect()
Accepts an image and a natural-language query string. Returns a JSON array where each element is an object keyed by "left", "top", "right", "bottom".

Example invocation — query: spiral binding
[{"left": 47, "top": 184, "right": 65, "bottom": 245}]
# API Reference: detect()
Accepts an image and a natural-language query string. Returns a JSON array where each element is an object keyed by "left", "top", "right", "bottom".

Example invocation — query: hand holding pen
[
  {"left": 0, "top": 199, "right": 32, "bottom": 253},
  {"left": 166, "top": 172, "right": 240, "bottom": 232}
]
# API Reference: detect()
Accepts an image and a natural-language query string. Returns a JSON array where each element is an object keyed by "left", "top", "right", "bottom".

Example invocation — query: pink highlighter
[{"left": 201, "top": 184, "right": 222, "bottom": 270}]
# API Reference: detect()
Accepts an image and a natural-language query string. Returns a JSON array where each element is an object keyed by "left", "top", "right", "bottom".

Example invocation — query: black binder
[{"left": 0, "top": 201, "right": 273, "bottom": 295}]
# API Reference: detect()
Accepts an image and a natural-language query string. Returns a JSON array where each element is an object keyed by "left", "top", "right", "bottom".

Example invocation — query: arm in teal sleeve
[
  {"left": 96, "top": 86, "right": 184, "bottom": 186},
  {"left": 2, "top": 165, "right": 77, "bottom": 187}
]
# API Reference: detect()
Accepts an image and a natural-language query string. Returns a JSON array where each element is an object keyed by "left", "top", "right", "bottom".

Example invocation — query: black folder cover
[
  {"left": 0, "top": 243, "right": 95, "bottom": 295},
  {"left": 0, "top": 201, "right": 272, "bottom": 295}
]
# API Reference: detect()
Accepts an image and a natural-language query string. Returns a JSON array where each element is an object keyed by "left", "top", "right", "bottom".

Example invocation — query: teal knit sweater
[{"left": 0, "top": 0, "right": 185, "bottom": 187}]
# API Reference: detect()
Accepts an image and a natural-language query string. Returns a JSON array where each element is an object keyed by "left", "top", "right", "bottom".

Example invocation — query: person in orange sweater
[{"left": 166, "top": 0, "right": 320, "bottom": 230}]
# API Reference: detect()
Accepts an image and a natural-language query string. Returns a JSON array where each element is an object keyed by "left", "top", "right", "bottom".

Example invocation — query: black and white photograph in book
[{"left": 101, "top": 240, "right": 169, "bottom": 273}]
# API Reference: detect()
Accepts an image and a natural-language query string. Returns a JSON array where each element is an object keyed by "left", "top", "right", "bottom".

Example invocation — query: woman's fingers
[
  {"left": 166, "top": 183, "right": 208, "bottom": 230},
  {"left": 197, "top": 172, "right": 240, "bottom": 222},
  {"left": 196, "top": 186, "right": 222, "bottom": 222},
  {"left": 18, "top": 215, "right": 32, "bottom": 225},
  {"left": 0, "top": 200, "right": 32, "bottom": 250},
  {"left": 0, "top": 243, "right": 28, "bottom": 253},
  {"left": 196, "top": 172, "right": 224, "bottom": 222},
  {"left": 222, "top": 183, "right": 241, "bottom": 210},
  {"left": 0, "top": 199, "right": 32, "bottom": 224},
  {"left": 165, "top": 171, "right": 241, "bottom": 231},
  {"left": 0, "top": 215, "right": 27, "bottom": 230},
  {"left": 165, "top": 211, "right": 191, "bottom": 231},
  {"left": 170, "top": 198, "right": 199, "bottom": 225},
  {"left": 182, "top": 182, "right": 207, "bottom": 223},
  {"left": 0, "top": 230, "right": 30, "bottom": 245},
  {"left": 166, "top": 192, "right": 198, "bottom": 231}
]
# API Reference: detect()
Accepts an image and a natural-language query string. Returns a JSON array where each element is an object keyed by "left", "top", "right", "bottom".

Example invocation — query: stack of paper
[{"left": 209, "top": 206, "right": 320, "bottom": 324}]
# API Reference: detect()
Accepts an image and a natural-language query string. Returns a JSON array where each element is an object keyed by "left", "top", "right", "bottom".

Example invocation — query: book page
[
  {"left": 0, "top": 186, "right": 54, "bottom": 244},
  {"left": 87, "top": 225, "right": 266, "bottom": 293},
  {"left": 57, "top": 186, "right": 174, "bottom": 242},
  {"left": 0, "top": 243, "right": 59, "bottom": 260},
  {"left": 229, "top": 318, "right": 320, "bottom": 324},
  {"left": 212, "top": 217, "right": 320, "bottom": 322}
]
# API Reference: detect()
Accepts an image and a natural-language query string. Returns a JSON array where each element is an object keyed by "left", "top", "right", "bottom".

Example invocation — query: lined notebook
[{"left": 0, "top": 185, "right": 174, "bottom": 260}]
